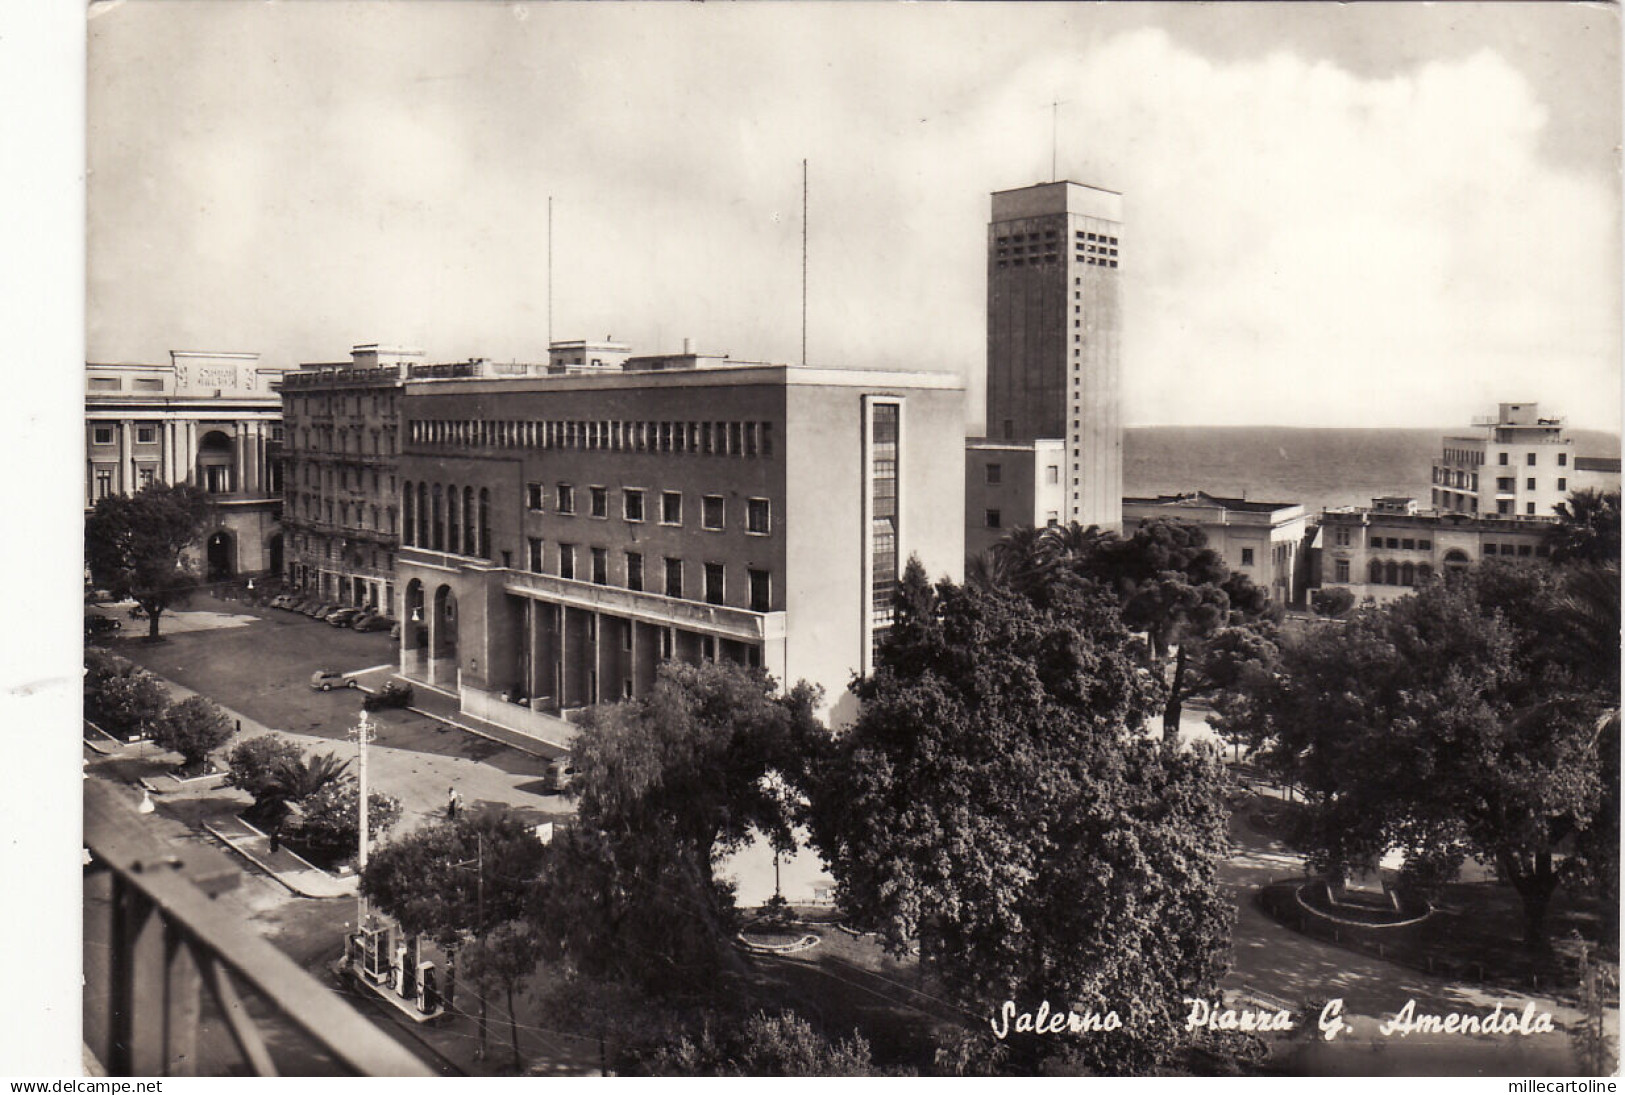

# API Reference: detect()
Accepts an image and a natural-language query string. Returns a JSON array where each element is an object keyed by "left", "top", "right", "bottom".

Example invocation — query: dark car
[
  {"left": 359, "top": 613, "right": 396, "bottom": 633},
  {"left": 362, "top": 681, "right": 414, "bottom": 711},
  {"left": 84, "top": 615, "right": 121, "bottom": 636},
  {"left": 328, "top": 608, "right": 364, "bottom": 627},
  {"left": 544, "top": 755, "right": 575, "bottom": 793},
  {"left": 310, "top": 669, "right": 357, "bottom": 692},
  {"left": 348, "top": 609, "right": 379, "bottom": 630}
]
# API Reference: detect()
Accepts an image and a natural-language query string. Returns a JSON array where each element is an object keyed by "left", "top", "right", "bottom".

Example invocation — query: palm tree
[
  {"left": 269, "top": 751, "right": 353, "bottom": 806},
  {"left": 1546, "top": 489, "right": 1621, "bottom": 565}
]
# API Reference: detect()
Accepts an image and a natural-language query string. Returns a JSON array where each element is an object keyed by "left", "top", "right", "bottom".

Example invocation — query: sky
[{"left": 86, "top": 1, "right": 1622, "bottom": 432}]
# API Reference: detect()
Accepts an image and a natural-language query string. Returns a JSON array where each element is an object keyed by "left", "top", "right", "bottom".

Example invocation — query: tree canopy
[
  {"left": 802, "top": 561, "right": 1233, "bottom": 1073},
  {"left": 529, "top": 661, "right": 821, "bottom": 997},
  {"left": 151, "top": 694, "right": 235, "bottom": 773},
  {"left": 1545, "top": 488, "right": 1621, "bottom": 566},
  {"left": 84, "top": 483, "right": 211, "bottom": 640},
  {"left": 83, "top": 649, "right": 168, "bottom": 740}
]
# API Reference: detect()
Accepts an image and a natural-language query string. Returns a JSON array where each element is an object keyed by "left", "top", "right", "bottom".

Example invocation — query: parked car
[
  {"left": 362, "top": 681, "right": 413, "bottom": 711},
  {"left": 306, "top": 602, "right": 339, "bottom": 618},
  {"left": 348, "top": 609, "right": 379, "bottom": 630},
  {"left": 309, "top": 669, "right": 357, "bottom": 692},
  {"left": 327, "top": 608, "right": 364, "bottom": 627},
  {"left": 85, "top": 589, "right": 116, "bottom": 605},
  {"left": 359, "top": 614, "right": 396, "bottom": 634},
  {"left": 127, "top": 604, "right": 148, "bottom": 620},
  {"left": 84, "top": 614, "right": 121, "bottom": 636}
]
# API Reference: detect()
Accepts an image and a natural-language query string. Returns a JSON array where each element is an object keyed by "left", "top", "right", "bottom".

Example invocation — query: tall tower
[{"left": 986, "top": 181, "right": 1123, "bottom": 530}]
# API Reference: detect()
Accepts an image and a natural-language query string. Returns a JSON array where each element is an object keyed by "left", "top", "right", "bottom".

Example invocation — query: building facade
[
  {"left": 1122, "top": 492, "right": 1308, "bottom": 604},
  {"left": 983, "top": 180, "right": 1123, "bottom": 531},
  {"left": 964, "top": 439, "right": 1066, "bottom": 560},
  {"left": 86, "top": 352, "right": 289, "bottom": 578},
  {"left": 276, "top": 345, "right": 422, "bottom": 612},
  {"left": 1432, "top": 403, "right": 1580, "bottom": 518},
  {"left": 393, "top": 363, "right": 965, "bottom": 740},
  {"left": 1317, "top": 499, "right": 1555, "bottom": 605}
]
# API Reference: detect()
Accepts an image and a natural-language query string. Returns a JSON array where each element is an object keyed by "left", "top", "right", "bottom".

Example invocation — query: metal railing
[{"left": 83, "top": 780, "right": 433, "bottom": 1077}]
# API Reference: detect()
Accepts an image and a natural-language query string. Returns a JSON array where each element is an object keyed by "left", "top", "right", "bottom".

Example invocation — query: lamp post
[{"left": 350, "top": 710, "right": 375, "bottom": 930}]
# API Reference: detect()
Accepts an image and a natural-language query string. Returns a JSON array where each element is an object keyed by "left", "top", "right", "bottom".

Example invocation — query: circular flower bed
[{"left": 1294, "top": 880, "right": 1431, "bottom": 929}]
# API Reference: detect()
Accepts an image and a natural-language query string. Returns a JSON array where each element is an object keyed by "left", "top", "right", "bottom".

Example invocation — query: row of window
[
  {"left": 294, "top": 462, "right": 395, "bottom": 496},
  {"left": 289, "top": 426, "right": 398, "bottom": 457},
  {"left": 408, "top": 417, "right": 775, "bottom": 458},
  {"left": 402, "top": 481, "right": 493, "bottom": 559},
  {"left": 526, "top": 483, "right": 771, "bottom": 534},
  {"left": 995, "top": 256, "right": 1120, "bottom": 269},
  {"left": 524, "top": 539, "right": 772, "bottom": 612},
  {"left": 1370, "top": 536, "right": 1434, "bottom": 551},
  {"left": 1484, "top": 542, "right": 1549, "bottom": 558},
  {"left": 290, "top": 533, "right": 395, "bottom": 570},
  {"left": 1496, "top": 450, "right": 1568, "bottom": 467},
  {"left": 284, "top": 392, "right": 395, "bottom": 419},
  {"left": 91, "top": 424, "right": 285, "bottom": 446},
  {"left": 88, "top": 376, "right": 167, "bottom": 393},
  {"left": 289, "top": 493, "right": 397, "bottom": 533}
]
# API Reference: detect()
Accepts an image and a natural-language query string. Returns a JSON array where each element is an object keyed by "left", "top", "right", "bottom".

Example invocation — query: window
[
  {"left": 92, "top": 426, "right": 113, "bottom": 446},
  {"left": 1526, "top": 452, "right": 1537, "bottom": 466},
  {"left": 1527, "top": 478, "right": 1537, "bottom": 491},
  {"left": 749, "top": 569, "right": 771, "bottom": 613},
  {"left": 1526, "top": 502, "right": 1536, "bottom": 516},
  {"left": 556, "top": 484, "right": 575, "bottom": 514},
  {"left": 664, "top": 558, "right": 683, "bottom": 598},
  {"left": 590, "top": 487, "right": 608, "bottom": 518},
  {"left": 1497, "top": 478, "right": 1515, "bottom": 492},
  {"left": 985, "top": 463, "right": 1002, "bottom": 485},
  {"left": 626, "top": 552, "right": 644, "bottom": 592},
  {"left": 1518, "top": 543, "right": 1533, "bottom": 557},
  {"left": 1334, "top": 558, "right": 1350, "bottom": 583},
  {"left": 1418, "top": 539, "right": 1432, "bottom": 551},
  {"left": 527, "top": 483, "right": 544, "bottom": 510},
  {"left": 1498, "top": 452, "right": 1509, "bottom": 465},
  {"left": 624, "top": 489, "right": 645, "bottom": 522},
  {"left": 93, "top": 468, "right": 113, "bottom": 500},
  {"left": 747, "top": 498, "right": 771, "bottom": 535},
  {"left": 528, "top": 538, "right": 543, "bottom": 573},
  {"left": 985, "top": 509, "right": 1002, "bottom": 529},
  {"left": 702, "top": 495, "right": 725, "bottom": 530},
  {"left": 137, "top": 466, "right": 155, "bottom": 489},
  {"left": 1558, "top": 452, "right": 1568, "bottom": 467},
  {"left": 559, "top": 544, "right": 575, "bottom": 580},
  {"left": 661, "top": 491, "right": 682, "bottom": 525},
  {"left": 1240, "top": 548, "right": 1254, "bottom": 566},
  {"left": 135, "top": 426, "right": 156, "bottom": 445},
  {"left": 1045, "top": 465, "right": 1059, "bottom": 484},
  {"left": 89, "top": 377, "right": 120, "bottom": 392},
  {"left": 592, "top": 547, "right": 608, "bottom": 585},
  {"left": 1334, "top": 527, "right": 1350, "bottom": 547},
  {"left": 1558, "top": 478, "right": 1567, "bottom": 492},
  {"left": 1401, "top": 538, "right": 1415, "bottom": 550},
  {"left": 704, "top": 563, "right": 725, "bottom": 605}
]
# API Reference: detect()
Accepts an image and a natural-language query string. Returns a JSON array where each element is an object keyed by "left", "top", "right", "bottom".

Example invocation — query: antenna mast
[
  {"left": 801, "top": 159, "right": 808, "bottom": 366},
  {"left": 547, "top": 196, "right": 554, "bottom": 347}
]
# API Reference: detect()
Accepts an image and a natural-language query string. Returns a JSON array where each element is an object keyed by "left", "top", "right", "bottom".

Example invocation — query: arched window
[
  {"left": 447, "top": 486, "right": 461, "bottom": 554},
  {"left": 479, "top": 488, "right": 492, "bottom": 559},
  {"left": 1401, "top": 562, "right": 1415, "bottom": 586},
  {"left": 1385, "top": 560, "right": 1399, "bottom": 585},
  {"left": 402, "top": 482, "right": 415, "bottom": 546},
  {"left": 431, "top": 484, "right": 444, "bottom": 551},
  {"left": 1417, "top": 563, "right": 1433, "bottom": 583},
  {"left": 1368, "top": 559, "right": 1384, "bottom": 584},
  {"left": 463, "top": 486, "right": 475, "bottom": 551}
]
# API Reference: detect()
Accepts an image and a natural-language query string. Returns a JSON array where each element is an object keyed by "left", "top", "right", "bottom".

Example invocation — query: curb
[{"left": 203, "top": 818, "right": 356, "bottom": 899}]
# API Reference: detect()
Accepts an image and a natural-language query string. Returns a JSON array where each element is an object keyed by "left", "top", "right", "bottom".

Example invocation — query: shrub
[
  {"left": 1310, "top": 587, "right": 1356, "bottom": 618},
  {"left": 151, "top": 695, "right": 235, "bottom": 773},
  {"left": 285, "top": 781, "right": 401, "bottom": 867},
  {"left": 225, "top": 735, "right": 309, "bottom": 805},
  {"left": 84, "top": 651, "right": 168, "bottom": 740}
]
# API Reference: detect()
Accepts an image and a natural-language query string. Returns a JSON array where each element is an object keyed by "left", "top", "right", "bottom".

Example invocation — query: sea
[{"left": 1124, "top": 426, "right": 1621, "bottom": 516}]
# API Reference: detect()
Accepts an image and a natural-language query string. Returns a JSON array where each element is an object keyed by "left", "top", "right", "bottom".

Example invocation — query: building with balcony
[
  {"left": 1432, "top": 403, "right": 1583, "bottom": 518},
  {"left": 393, "top": 361, "right": 965, "bottom": 737},
  {"left": 275, "top": 345, "right": 424, "bottom": 612},
  {"left": 85, "top": 353, "right": 289, "bottom": 579},
  {"left": 1122, "top": 492, "right": 1308, "bottom": 604},
  {"left": 1317, "top": 498, "right": 1556, "bottom": 605}
]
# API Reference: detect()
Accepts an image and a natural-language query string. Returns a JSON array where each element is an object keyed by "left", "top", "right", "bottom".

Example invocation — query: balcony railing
[
  {"left": 83, "top": 780, "right": 432, "bottom": 1077},
  {"left": 502, "top": 568, "right": 786, "bottom": 642}
]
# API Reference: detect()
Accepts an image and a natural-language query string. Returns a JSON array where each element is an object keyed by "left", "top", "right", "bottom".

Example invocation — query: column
[
  {"left": 627, "top": 619, "right": 638, "bottom": 700},
  {"left": 557, "top": 606, "right": 568, "bottom": 709},
  {"left": 160, "top": 421, "right": 173, "bottom": 484},
  {"left": 592, "top": 611, "right": 602, "bottom": 704},
  {"left": 524, "top": 599, "right": 536, "bottom": 701},
  {"left": 118, "top": 421, "right": 134, "bottom": 494},
  {"left": 233, "top": 423, "right": 247, "bottom": 494},
  {"left": 183, "top": 421, "right": 198, "bottom": 484}
]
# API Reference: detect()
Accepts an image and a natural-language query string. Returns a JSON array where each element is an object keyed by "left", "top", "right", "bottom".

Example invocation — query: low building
[
  {"left": 1122, "top": 492, "right": 1308, "bottom": 604},
  {"left": 964, "top": 439, "right": 1066, "bottom": 560},
  {"left": 1317, "top": 499, "right": 1555, "bottom": 605},
  {"left": 1572, "top": 455, "right": 1622, "bottom": 496},
  {"left": 86, "top": 352, "right": 289, "bottom": 578},
  {"left": 393, "top": 361, "right": 965, "bottom": 738}
]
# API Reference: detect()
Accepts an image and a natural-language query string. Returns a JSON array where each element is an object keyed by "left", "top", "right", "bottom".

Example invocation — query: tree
[
  {"left": 1309, "top": 587, "right": 1356, "bottom": 618},
  {"left": 150, "top": 695, "right": 234, "bottom": 774},
  {"left": 362, "top": 811, "right": 547, "bottom": 1011},
  {"left": 529, "top": 661, "right": 821, "bottom": 997},
  {"left": 285, "top": 780, "right": 401, "bottom": 867},
  {"left": 225, "top": 735, "right": 318, "bottom": 806},
  {"left": 1545, "top": 488, "right": 1621, "bottom": 565},
  {"left": 85, "top": 483, "right": 211, "bottom": 640},
  {"left": 83, "top": 650, "right": 168, "bottom": 740},
  {"left": 1057, "top": 519, "right": 1279, "bottom": 741},
  {"left": 1247, "top": 571, "right": 1608, "bottom": 948},
  {"left": 802, "top": 573, "right": 1233, "bottom": 1073},
  {"left": 641, "top": 1011, "right": 878, "bottom": 1077},
  {"left": 460, "top": 919, "right": 545, "bottom": 1068}
]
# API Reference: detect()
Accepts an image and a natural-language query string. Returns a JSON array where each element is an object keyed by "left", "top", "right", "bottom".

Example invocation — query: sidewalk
[{"left": 205, "top": 813, "right": 357, "bottom": 898}]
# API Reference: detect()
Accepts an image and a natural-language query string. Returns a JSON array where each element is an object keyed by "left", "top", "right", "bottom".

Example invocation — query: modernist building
[
  {"left": 980, "top": 180, "right": 1123, "bottom": 532},
  {"left": 393, "top": 361, "right": 965, "bottom": 739},
  {"left": 1317, "top": 496, "right": 1556, "bottom": 605},
  {"left": 1122, "top": 492, "right": 1308, "bottom": 604},
  {"left": 276, "top": 345, "right": 424, "bottom": 612},
  {"left": 964, "top": 439, "right": 1066, "bottom": 559},
  {"left": 86, "top": 352, "right": 289, "bottom": 578},
  {"left": 1432, "top": 403, "right": 1585, "bottom": 518}
]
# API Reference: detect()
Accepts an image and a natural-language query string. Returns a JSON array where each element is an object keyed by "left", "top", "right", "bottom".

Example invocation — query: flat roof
[
  {"left": 1123, "top": 491, "right": 1300, "bottom": 514},
  {"left": 404, "top": 363, "right": 965, "bottom": 395}
]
